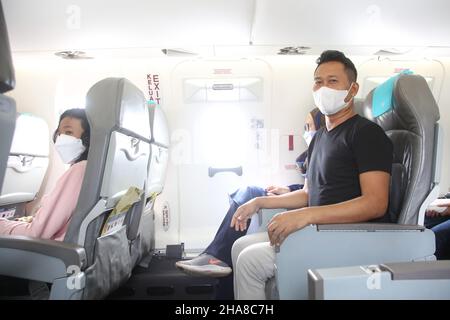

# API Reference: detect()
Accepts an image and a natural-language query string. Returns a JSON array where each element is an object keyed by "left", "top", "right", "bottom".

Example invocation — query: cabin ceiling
[{"left": 3, "top": 0, "right": 450, "bottom": 58}]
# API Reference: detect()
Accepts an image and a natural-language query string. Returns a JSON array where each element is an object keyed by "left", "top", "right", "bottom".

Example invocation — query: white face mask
[
  {"left": 312, "top": 84, "right": 353, "bottom": 116},
  {"left": 303, "top": 130, "right": 316, "bottom": 146},
  {"left": 54, "top": 134, "right": 86, "bottom": 164}
]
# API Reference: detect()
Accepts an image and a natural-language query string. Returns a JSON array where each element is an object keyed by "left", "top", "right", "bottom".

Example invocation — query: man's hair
[
  {"left": 315, "top": 50, "right": 357, "bottom": 83},
  {"left": 53, "top": 108, "right": 91, "bottom": 163}
]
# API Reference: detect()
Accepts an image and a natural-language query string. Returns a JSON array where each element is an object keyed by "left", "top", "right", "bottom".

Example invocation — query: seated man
[
  {"left": 176, "top": 108, "right": 325, "bottom": 299},
  {"left": 0, "top": 108, "right": 90, "bottom": 240},
  {"left": 230, "top": 50, "right": 393, "bottom": 299}
]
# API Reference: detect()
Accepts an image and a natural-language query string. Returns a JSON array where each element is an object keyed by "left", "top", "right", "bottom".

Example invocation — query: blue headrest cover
[{"left": 372, "top": 70, "right": 413, "bottom": 117}]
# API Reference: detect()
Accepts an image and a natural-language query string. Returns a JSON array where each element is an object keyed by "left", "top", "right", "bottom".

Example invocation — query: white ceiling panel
[
  {"left": 251, "top": 0, "right": 450, "bottom": 47},
  {"left": 3, "top": 0, "right": 255, "bottom": 51},
  {"left": 3, "top": 0, "right": 450, "bottom": 57}
]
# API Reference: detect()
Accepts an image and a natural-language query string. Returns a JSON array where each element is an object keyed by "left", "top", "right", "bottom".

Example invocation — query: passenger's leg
[
  {"left": 202, "top": 201, "right": 244, "bottom": 266},
  {"left": 214, "top": 231, "right": 269, "bottom": 300},
  {"left": 432, "top": 219, "right": 450, "bottom": 260},
  {"left": 214, "top": 274, "right": 234, "bottom": 300},
  {"left": 175, "top": 186, "right": 266, "bottom": 295},
  {"left": 204, "top": 186, "right": 266, "bottom": 266},
  {"left": 425, "top": 215, "right": 450, "bottom": 229},
  {"left": 232, "top": 232, "right": 275, "bottom": 300}
]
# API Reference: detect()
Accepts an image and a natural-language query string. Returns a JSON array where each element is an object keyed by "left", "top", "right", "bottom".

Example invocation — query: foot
[{"left": 175, "top": 254, "right": 232, "bottom": 278}]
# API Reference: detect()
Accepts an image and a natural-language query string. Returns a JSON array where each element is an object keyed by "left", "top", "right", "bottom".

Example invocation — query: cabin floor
[{"left": 107, "top": 250, "right": 219, "bottom": 300}]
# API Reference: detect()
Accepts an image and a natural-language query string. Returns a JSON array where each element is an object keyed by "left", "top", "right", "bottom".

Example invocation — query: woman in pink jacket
[{"left": 0, "top": 108, "right": 90, "bottom": 241}]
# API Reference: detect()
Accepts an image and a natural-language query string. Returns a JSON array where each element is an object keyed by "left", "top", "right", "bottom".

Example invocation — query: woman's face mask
[
  {"left": 312, "top": 83, "right": 354, "bottom": 116},
  {"left": 54, "top": 134, "right": 86, "bottom": 164},
  {"left": 303, "top": 130, "right": 315, "bottom": 146}
]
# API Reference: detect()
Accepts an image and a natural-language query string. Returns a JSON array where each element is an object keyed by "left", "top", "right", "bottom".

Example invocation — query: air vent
[
  {"left": 54, "top": 50, "right": 93, "bottom": 59},
  {"left": 161, "top": 48, "right": 198, "bottom": 56},
  {"left": 373, "top": 48, "right": 411, "bottom": 56},
  {"left": 278, "top": 46, "right": 310, "bottom": 55}
]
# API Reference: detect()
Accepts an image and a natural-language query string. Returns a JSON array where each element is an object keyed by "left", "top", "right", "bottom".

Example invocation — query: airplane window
[{"left": 198, "top": 105, "right": 247, "bottom": 168}]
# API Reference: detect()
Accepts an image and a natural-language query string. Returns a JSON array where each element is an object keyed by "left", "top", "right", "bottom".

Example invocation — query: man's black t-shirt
[{"left": 307, "top": 114, "right": 393, "bottom": 208}]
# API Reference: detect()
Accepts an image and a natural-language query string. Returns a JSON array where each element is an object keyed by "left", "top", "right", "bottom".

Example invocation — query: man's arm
[
  {"left": 230, "top": 181, "right": 309, "bottom": 231},
  {"left": 259, "top": 183, "right": 309, "bottom": 210},
  {"left": 268, "top": 171, "right": 390, "bottom": 246}
]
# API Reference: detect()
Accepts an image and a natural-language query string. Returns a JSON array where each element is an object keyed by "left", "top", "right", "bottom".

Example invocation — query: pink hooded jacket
[{"left": 0, "top": 160, "right": 86, "bottom": 241}]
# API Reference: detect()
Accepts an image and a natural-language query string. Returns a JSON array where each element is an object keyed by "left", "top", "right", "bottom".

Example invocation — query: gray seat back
[
  {"left": 362, "top": 74, "right": 440, "bottom": 224},
  {"left": 0, "top": 113, "right": 49, "bottom": 210},
  {"left": 0, "top": 2, "right": 16, "bottom": 195},
  {"left": 147, "top": 104, "right": 170, "bottom": 196},
  {"left": 64, "top": 78, "right": 151, "bottom": 299},
  {"left": 131, "top": 104, "right": 170, "bottom": 263}
]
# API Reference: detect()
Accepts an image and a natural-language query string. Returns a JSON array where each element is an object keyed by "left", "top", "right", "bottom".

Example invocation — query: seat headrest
[
  {"left": 86, "top": 78, "right": 150, "bottom": 141},
  {"left": 363, "top": 74, "right": 440, "bottom": 132},
  {"left": 0, "top": 3, "right": 15, "bottom": 93},
  {"left": 149, "top": 104, "right": 170, "bottom": 147},
  {"left": 10, "top": 113, "right": 49, "bottom": 157},
  {"left": 372, "top": 70, "right": 413, "bottom": 118}
]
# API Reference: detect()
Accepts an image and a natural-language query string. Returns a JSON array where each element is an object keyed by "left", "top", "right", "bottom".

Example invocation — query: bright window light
[{"left": 198, "top": 105, "right": 247, "bottom": 168}]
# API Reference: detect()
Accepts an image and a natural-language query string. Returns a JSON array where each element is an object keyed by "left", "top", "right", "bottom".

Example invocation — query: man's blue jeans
[{"left": 431, "top": 218, "right": 450, "bottom": 260}]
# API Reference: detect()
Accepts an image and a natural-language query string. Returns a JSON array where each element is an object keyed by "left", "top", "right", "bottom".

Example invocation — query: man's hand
[
  {"left": 426, "top": 199, "right": 450, "bottom": 218},
  {"left": 267, "top": 209, "right": 310, "bottom": 246},
  {"left": 426, "top": 205, "right": 450, "bottom": 218},
  {"left": 230, "top": 198, "right": 260, "bottom": 232},
  {"left": 265, "top": 185, "right": 291, "bottom": 196}
]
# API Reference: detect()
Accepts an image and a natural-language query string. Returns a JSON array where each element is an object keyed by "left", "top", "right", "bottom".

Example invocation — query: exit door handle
[{"left": 208, "top": 166, "right": 243, "bottom": 177}]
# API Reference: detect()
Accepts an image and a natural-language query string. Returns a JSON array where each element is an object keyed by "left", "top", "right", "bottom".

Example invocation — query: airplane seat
[
  {"left": 259, "top": 74, "right": 441, "bottom": 299},
  {"left": 353, "top": 98, "right": 365, "bottom": 117},
  {"left": 0, "top": 1, "right": 16, "bottom": 198},
  {"left": 361, "top": 74, "right": 442, "bottom": 225},
  {"left": 0, "top": 78, "right": 151, "bottom": 299},
  {"left": 147, "top": 103, "right": 170, "bottom": 197},
  {"left": 0, "top": 113, "right": 49, "bottom": 219},
  {"left": 132, "top": 103, "right": 170, "bottom": 265}
]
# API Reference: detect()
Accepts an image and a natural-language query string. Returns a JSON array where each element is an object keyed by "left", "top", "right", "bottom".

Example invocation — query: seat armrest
[
  {"left": 317, "top": 223, "right": 425, "bottom": 232},
  {"left": 257, "top": 208, "right": 285, "bottom": 232},
  {"left": 274, "top": 224, "right": 435, "bottom": 299},
  {"left": 0, "top": 235, "right": 86, "bottom": 269}
]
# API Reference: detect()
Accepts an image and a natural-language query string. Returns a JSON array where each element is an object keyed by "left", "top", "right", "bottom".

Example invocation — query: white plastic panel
[
  {"left": 10, "top": 113, "right": 49, "bottom": 157},
  {"left": 0, "top": 156, "right": 49, "bottom": 205},
  {"left": 3, "top": 0, "right": 254, "bottom": 51},
  {"left": 101, "top": 131, "right": 150, "bottom": 205},
  {"left": 146, "top": 144, "right": 169, "bottom": 195},
  {"left": 184, "top": 78, "right": 263, "bottom": 103},
  {"left": 251, "top": 0, "right": 450, "bottom": 47}
]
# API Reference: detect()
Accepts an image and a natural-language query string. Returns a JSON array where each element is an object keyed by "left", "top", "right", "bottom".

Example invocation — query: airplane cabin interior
[{"left": 0, "top": 0, "right": 450, "bottom": 303}]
